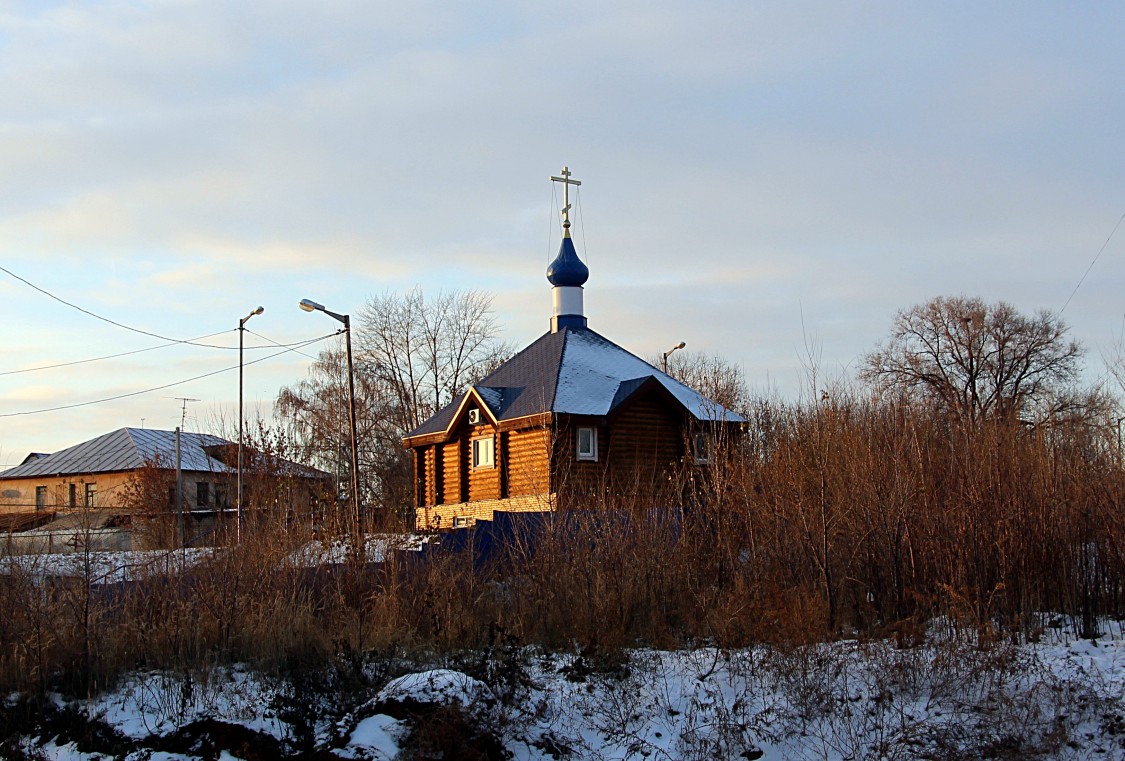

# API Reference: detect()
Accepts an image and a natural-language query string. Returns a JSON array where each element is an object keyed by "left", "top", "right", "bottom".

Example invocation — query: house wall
[
  {"left": 415, "top": 446, "right": 436, "bottom": 508},
  {"left": 412, "top": 423, "right": 552, "bottom": 509},
  {"left": 0, "top": 471, "right": 234, "bottom": 516},
  {"left": 442, "top": 440, "right": 462, "bottom": 503},
  {"left": 606, "top": 395, "right": 686, "bottom": 494},
  {"left": 467, "top": 424, "right": 501, "bottom": 501},
  {"left": 506, "top": 427, "right": 550, "bottom": 496},
  {"left": 0, "top": 472, "right": 136, "bottom": 514},
  {"left": 553, "top": 394, "right": 688, "bottom": 509}
]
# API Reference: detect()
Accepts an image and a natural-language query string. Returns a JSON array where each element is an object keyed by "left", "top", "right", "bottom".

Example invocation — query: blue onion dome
[{"left": 546, "top": 231, "right": 589, "bottom": 287}]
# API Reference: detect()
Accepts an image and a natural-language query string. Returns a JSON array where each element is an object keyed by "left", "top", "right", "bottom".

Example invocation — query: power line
[
  {"left": 547, "top": 184, "right": 559, "bottom": 264},
  {"left": 0, "top": 330, "right": 231, "bottom": 376},
  {"left": 0, "top": 264, "right": 237, "bottom": 348},
  {"left": 575, "top": 184, "right": 589, "bottom": 264},
  {"left": 0, "top": 332, "right": 324, "bottom": 377},
  {"left": 0, "top": 333, "right": 335, "bottom": 418},
  {"left": 1060, "top": 208, "right": 1125, "bottom": 315},
  {"left": 245, "top": 328, "right": 339, "bottom": 362}
]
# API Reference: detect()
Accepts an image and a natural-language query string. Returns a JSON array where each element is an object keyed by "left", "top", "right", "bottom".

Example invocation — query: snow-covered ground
[
  {"left": 0, "top": 547, "right": 213, "bottom": 584},
  {"left": 286, "top": 534, "right": 431, "bottom": 566},
  {"left": 11, "top": 620, "right": 1125, "bottom": 760},
  {"left": 0, "top": 533, "right": 432, "bottom": 584}
]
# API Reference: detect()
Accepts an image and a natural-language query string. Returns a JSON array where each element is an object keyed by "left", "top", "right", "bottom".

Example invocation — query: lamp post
[
  {"left": 299, "top": 298, "right": 362, "bottom": 545},
  {"left": 238, "top": 305, "right": 264, "bottom": 543},
  {"left": 662, "top": 341, "right": 686, "bottom": 373}
]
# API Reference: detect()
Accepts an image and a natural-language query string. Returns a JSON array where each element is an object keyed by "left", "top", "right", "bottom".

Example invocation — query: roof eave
[{"left": 402, "top": 386, "right": 501, "bottom": 448}]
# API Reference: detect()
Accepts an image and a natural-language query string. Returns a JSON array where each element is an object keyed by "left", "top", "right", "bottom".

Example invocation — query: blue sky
[{"left": 2, "top": 1, "right": 1123, "bottom": 463}]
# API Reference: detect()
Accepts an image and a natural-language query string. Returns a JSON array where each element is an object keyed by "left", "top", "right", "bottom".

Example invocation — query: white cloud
[{"left": 0, "top": 1, "right": 1123, "bottom": 456}]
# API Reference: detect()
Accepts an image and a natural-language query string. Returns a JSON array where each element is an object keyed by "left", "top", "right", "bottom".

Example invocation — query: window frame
[
  {"left": 196, "top": 482, "right": 210, "bottom": 508},
  {"left": 576, "top": 426, "right": 599, "bottom": 462},
  {"left": 471, "top": 435, "right": 495, "bottom": 470},
  {"left": 693, "top": 432, "right": 712, "bottom": 465},
  {"left": 84, "top": 482, "right": 97, "bottom": 508},
  {"left": 35, "top": 486, "right": 47, "bottom": 510}
]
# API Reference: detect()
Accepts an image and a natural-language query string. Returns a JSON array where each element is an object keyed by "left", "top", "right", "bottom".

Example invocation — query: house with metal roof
[
  {"left": 0, "top": 427, "right": 330, "bottom": 525},
  {"left": 403, "top": 168, "right": 745, "bottom": 529}
]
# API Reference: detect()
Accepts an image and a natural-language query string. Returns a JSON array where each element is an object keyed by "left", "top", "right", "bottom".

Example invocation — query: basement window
[
  {"left": 472, "top": 436, "right": 495, "bottom": 469},
  {"left": 576, "top": 427, "right": 598, "bottom": 461}
]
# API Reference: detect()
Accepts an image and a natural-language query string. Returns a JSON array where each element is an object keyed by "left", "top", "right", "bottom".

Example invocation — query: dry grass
[{"left": 1, "top": 391, "right": 1122, "bottom": 698}]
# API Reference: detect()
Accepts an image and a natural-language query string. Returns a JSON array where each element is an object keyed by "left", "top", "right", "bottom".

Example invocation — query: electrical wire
[
  {"left": 0, "top": 264, "right": 239, "bottom": 348},
  {"left": 576, "top": 185, "right": 589, "bottom": 263},
  {"left": 245, "top": 328, "right": 339, "bottom": 362},
  {"left": 0, "top": 332, "right": 322, "bottom": 376},
  {"left": 1060, "top": 208, "right": 1125, "bottom": 315},
  {"left": 0, "top": 330, "right": 234, "bottom": 376},
  {"left": 548, "top": 184, "right": 559, "bottom": 263},
  {"left": 0, "top": 333, "right": 335, "bottom": 418}
]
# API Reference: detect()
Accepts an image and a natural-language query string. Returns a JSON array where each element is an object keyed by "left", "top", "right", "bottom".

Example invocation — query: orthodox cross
[{"left": 550, "top": 166, "right": 582, "bottom": 226}]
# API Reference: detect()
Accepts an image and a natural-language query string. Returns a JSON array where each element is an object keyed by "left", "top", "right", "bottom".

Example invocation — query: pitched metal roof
[
  {"left": 0, "top": 428, "right": 233, "bottom": 479},
  {"left": 405, "top": 326, "right": 744, "bottom": 440}
]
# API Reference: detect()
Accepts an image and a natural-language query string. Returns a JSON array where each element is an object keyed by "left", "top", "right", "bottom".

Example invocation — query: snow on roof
[
  {"left": 405, "top": 326, "right": 743, "bottom": 440},
  {"left": 554, "top": 328, "right": 741, "bottom": 421}
]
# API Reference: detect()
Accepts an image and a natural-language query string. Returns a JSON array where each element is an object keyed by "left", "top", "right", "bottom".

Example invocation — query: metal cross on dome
[{"left": 550, "top": 166, "right": 582, "bottom": 226}]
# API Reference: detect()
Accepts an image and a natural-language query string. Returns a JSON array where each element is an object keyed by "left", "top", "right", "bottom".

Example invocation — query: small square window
[
  {"left": 577, "top": 427, "right": 598, "bottom": 461},
  {"left": 472, "top": 436, "right": 495, "bottom": 469}
]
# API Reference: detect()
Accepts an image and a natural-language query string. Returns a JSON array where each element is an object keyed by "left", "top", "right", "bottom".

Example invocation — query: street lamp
[
  {"left": 662, "top": 341, "right": 686, "bottom": 373},
  {"left": 238, "top": 305, "right": 264, "bottom": 543},
  {"left": 299, "top": 298, "right": 362, "bottom": 544}
]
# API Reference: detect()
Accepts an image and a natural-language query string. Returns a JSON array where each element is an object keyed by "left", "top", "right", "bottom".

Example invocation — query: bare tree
[
  {"left": 861, "top": 296, "right": 1083, "bottom": 423},
  {"left": 276, "top": 288, "right": 512, "bottom": 518},
  {"left": 358, "top": 287, "right": 514, "bottom": 432},
  {"left": 657, "top": 350, "right": 751, "bottom": 418}
]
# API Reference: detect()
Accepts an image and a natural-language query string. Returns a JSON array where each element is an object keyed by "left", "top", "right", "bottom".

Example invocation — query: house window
[
  {"left": 471, "top": 436, "right": 495, "bottom": 469},
  {"left": 84, "top": 483, "right": 97, "bottom": 508},
  {"left": 452, "top": 516, "right": 473, "bottom": 528},
  {"left": 214, "top": 484, "right": 228, "bottom": 509},
  {"left": 69, "top": 483, "right": 77, "bottom": 508},
  {"left": 196, "top": 482, "right": 210, "bottom": 508},
  {"left": 35, "top": 486, "right": 47, "bottom": 510},
  {"left": 577, "top": 427, "right": 598, "bottom": 461},
  {"left": 693, "top": 432, "right": 711, "bottom": 465}
]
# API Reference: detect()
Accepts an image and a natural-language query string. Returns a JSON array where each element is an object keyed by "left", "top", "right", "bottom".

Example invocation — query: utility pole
[
  {"left": 172, "top": 398, "right": 197, "bottom": 550},
  {"left": 175, "top": 427, "right": 184, "bottom": 549}
]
